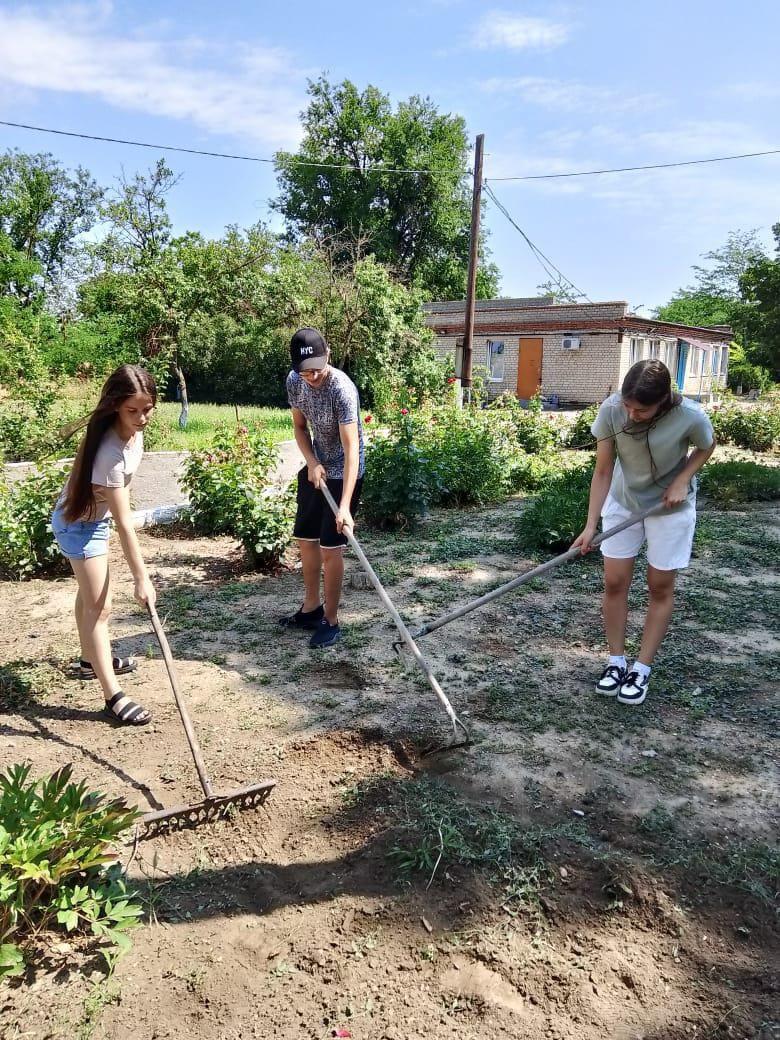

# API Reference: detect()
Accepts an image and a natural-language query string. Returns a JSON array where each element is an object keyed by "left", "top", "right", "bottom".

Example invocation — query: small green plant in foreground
[{"left": 0, "top": 763, "right": 142, "bottom": 978}]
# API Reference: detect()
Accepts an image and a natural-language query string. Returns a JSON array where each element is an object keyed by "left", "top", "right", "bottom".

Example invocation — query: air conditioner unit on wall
[{"left": 562, "top": 334, "right": 581, "bottom": 350}]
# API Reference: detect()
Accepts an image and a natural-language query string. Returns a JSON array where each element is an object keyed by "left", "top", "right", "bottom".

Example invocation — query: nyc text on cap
[{"left": 291, "top": 328, "right": 328, "bottom": 372}]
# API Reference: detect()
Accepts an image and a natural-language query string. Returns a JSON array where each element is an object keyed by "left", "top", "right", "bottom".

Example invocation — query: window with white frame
[
  {"left": 486, "top": 340, "right": 505, "bottom": 382},
  {"left": 711, "top": 347, "right": 720, "bottom": 374},
  {"left": 720, "top": 347, "right": 728, "bottom": 376},
  {"left": 689, "top": 348, "right": 699, "bottom": 376},
  {"left": 648, "top": 339, "right": 661, "bottom": 359},
  {"left": 629, "top": 337, "right": 642, "bottom": 365}
]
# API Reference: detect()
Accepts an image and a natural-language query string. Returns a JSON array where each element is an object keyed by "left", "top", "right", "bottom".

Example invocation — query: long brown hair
[
  {"left": 62, "top": 364, "right": 157, "bottom": 522},
  {"left": 618, "top": 359, "right": 682, "bottom": 482}
]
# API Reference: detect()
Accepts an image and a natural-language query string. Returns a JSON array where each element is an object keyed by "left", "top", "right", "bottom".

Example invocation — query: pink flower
[
  {"left": 401, "top": 408, "right": 409, "bottom": 415},
  {"left": 447, "top": 376, "right": 456, "bottom": 384}
]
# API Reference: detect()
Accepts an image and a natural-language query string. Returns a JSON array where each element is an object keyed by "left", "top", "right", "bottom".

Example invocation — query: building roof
[
  {"left": 423, "top": 298, "right": 732, "bottom": 345},
  {"left": 423, "top": 296, "right": 555, "bottom": 313}
]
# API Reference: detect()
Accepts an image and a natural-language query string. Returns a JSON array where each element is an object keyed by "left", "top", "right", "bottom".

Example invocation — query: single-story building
[{"left": 424, "top": 298, "right": 732, "bottom": 405}]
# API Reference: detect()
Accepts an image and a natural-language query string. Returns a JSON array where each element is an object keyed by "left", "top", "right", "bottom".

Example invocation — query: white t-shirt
[{"left": 87, "top": 429, "right": 144, "bottom": 519}]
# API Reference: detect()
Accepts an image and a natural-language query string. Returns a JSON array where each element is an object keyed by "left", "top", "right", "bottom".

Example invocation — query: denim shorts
[{"left": 51, "top": 507, "right": 111, "bottom": 560}]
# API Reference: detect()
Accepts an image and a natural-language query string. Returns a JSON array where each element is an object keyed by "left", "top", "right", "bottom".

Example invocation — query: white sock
[
  {"left": 633, "top": 661, "right": 652, "bottom": 680},
  {"left": 609, "top": 655, "right": 627, "bottom": 670}
]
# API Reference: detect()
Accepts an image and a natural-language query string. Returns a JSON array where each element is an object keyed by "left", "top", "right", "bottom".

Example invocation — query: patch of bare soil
[{"left": 1, "top": 505, "right": 778, "bottom": 1039}]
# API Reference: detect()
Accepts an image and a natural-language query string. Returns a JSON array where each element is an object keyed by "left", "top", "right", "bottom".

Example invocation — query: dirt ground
[{"left": 1, "top": 488, "right": 778, "bottom": 1039}]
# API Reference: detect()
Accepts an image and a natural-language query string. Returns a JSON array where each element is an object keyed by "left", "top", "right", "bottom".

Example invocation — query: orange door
[{"left": 516, "top": 337, "right": 543, "bottom": 398}]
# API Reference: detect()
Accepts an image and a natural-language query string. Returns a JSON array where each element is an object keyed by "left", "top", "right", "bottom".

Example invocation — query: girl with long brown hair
[
  {"left": 572, "top": 359, "right": 715, "bottom": 706},
  {"left": 51, "top": 364, "right": 157, "bottom": 725}
]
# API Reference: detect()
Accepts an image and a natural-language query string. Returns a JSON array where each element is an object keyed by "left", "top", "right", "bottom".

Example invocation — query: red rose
[
  {"left": 401, "top": 408, "right": 409, "bottom": 415},
  {"left": 364, "top": 414, "right": 373, "bottom": 424}
]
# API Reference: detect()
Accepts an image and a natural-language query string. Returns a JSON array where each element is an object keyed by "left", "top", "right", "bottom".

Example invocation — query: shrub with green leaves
[
  {"left": 0, "top": 763, "right": 142, "bottom": 978},
  {"left": 361, "top": 415, "right": 441, "bottom": 528},
  {"left": 710, "top": 403, "right": 780, "bottom": 452},
  {"left": 517, "top": 462, "right": 594, "bottom": 552},
  {"left": 699, "top": 460, "right": 780, "bottom": 505},
  {"left": 180, "top": 424, "right": 293, "bottom": 568},
  {"left": 0, "top": 464, "right": 69, "bottom": 579},
  {"left": 566, "top": 404, "right": 599, "bottom": 449},
  {"left": 487, "top": 393, "right": 560, "bottom": 455},
  {"left": 420, "top": 405, "right": 520, "bottom": 507}
]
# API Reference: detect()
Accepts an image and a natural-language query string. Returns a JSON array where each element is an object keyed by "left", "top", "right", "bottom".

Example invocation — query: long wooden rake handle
[
  {"left": 411, "top": 504, "right": 664, "bottom": 639},
  {"left": 318, "top": 480, "right": 468, "bottom": 746},
  {"left": 147, "top": 601, "right": 215, "bottom": 800}
]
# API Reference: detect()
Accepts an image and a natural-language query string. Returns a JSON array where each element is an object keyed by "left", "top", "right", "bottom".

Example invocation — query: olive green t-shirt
[{"left": 591, "top": 394, "right": 714, "bottom": 512}]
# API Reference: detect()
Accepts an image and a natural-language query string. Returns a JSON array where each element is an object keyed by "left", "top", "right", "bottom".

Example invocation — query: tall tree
[
  {"left": 739, "top": 221, "right": 780, "bottom": 378},
  {"left": 273, "top": 77, "right": 500, "bottom": 300},
  {"left": 0, "top": 150, "right": 102, "bottom": 307}
]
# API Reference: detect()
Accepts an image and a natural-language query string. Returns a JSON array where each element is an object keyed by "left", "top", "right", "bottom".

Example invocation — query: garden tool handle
[
  {"left": 317, "top": 478, "right": 468, "bottom": 743},
  {"left": 410, "top": 504, "right": 665, "bottom": 640},
  {"left": 146, "top": 602, "right": 215, "bottom": 800}
]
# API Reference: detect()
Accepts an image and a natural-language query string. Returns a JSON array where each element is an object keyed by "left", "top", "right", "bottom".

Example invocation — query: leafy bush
[
  {"left": 420, "top": 405, "right": 520, "bottom": 507},
  {"left": 361, "top": 415, "right": 441, "bottom": 528},
  {"left": 180, "top": 424, "right": 293, "bottom": 568},
  {"left": 487, "top": 393, "right": 559, "bottom": 455},
  {"left": 0, "top": 464, "right": 68, "bottom": 579},
  {"left": 566, "top": 404, "right": 599, "bottom": 449},
  {"left": 699, "top": 460, "right": 780, "bottom": 505},
  {"left": 516, "top": 463, "right": 594, "bottom": 552},
  {"left": 710, "top": 404, "right": 780, "bottom": 452},
  {"left": 0, "top": 763, "right": 142, "bottom": 978}
]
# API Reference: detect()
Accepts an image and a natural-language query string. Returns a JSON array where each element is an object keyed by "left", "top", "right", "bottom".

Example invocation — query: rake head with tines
[{"left": 140, "top": 603, "right": 276, "bottom": 839}]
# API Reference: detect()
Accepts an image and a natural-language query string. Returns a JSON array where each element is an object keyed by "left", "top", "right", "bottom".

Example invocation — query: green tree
[
  {"left": 535, "top": 278, "right": 581, "bottom": 304},
  {"left": 0, "top": 150, "right": 102, "bottom": 307},
  {"left": 654, "top": 228, "right": 776, "bottom": 389},
  {"left": 655, "top": 289, "right": 735, "bottom": 328},
  {"left": 739, "top": 222, "right": 780, "bottom": 378},
  {"left": 273, "top": 76, "right": 500, "bottom": 300}
]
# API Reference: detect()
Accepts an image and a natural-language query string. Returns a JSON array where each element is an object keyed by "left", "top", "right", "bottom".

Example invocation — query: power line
[
  {"left": 1, "top": 118, "right": 778, "bottom": 182},
  {"left": 483, "top": 182, "right": 592, "bottom": 303},
  {"left": 487, "top": 147, "right": 780, "bottom": 182},
  {"left": 0, "top": 120, "right": 464, "bottom": 177}
]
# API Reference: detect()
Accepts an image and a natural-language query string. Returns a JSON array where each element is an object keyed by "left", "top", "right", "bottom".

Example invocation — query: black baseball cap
[{"left": 290, "top": 327, "right": 329, "bottom": 372}]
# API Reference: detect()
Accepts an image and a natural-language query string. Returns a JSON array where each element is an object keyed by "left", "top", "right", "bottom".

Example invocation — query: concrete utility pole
[{"left": 460, "top": 132, "right": 484, "bottom": 406}]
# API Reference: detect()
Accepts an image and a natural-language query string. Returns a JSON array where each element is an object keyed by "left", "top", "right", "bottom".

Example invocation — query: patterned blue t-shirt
[{"left": 286, "top": 367, "right": 365, "bottom": 479}]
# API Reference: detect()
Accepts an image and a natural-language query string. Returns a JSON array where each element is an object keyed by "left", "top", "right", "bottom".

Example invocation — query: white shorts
[{"left": 600, "top": 494, "right": 697, "bottom": 571}]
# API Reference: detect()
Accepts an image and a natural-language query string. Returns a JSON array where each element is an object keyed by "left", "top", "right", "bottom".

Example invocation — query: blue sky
[{"left": 1, "top": 0, "right": 778, "bottom": 313}]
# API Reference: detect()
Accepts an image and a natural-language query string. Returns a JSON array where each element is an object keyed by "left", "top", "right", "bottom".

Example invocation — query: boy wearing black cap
[{"left": 279, "top": 328, "right": 365, "bottom": 648}]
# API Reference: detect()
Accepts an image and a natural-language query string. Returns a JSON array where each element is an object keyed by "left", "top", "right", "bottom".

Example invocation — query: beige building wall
[
  {"left": 431, "top": 331, "right": 624, "bottom": 404},
  {"left": 426, "top": 301, "right": 730, "bottom": 404}
]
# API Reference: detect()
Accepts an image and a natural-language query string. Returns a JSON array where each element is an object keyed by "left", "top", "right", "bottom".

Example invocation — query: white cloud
[
  {"left": 472, "top": 12, "right": 570, "bottom": 51},
  {"left": 479, "top": 75, "right": 661, "bottom": 114},
  {"left": 0, "top": 5, "right": 306, "bottom": 150}
]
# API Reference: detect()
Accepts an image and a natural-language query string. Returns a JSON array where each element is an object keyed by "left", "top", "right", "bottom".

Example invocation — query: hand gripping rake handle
[
  {"left": 408, "top": 504, "right": 664, "bottom": 642},
  {"left": 147, "top": 601, "right": 215, "bottom": 800},
  {"left": 318, "top": 480, "right": 469, "bottom": 750}
]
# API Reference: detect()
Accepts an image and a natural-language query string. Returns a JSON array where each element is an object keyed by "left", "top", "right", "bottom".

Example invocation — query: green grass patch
[
  {"left": 146, "top": 402, "right": 294, "bottom": 451},
  {"left": 700, "top": 460, "right": 780, "bottom": 506}
]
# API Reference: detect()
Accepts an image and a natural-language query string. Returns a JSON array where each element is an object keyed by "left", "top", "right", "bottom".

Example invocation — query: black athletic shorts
[{"left": 293, "top": 467, "right": 364, "bottom": 549}]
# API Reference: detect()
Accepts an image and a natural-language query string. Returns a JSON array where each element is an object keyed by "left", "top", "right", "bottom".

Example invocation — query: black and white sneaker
[
  {"left": 617, "top": 670, "right": 649, "bottom": 706},
  {"left": 595, "top": 664, "right": 626, "bottom": 697}
]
